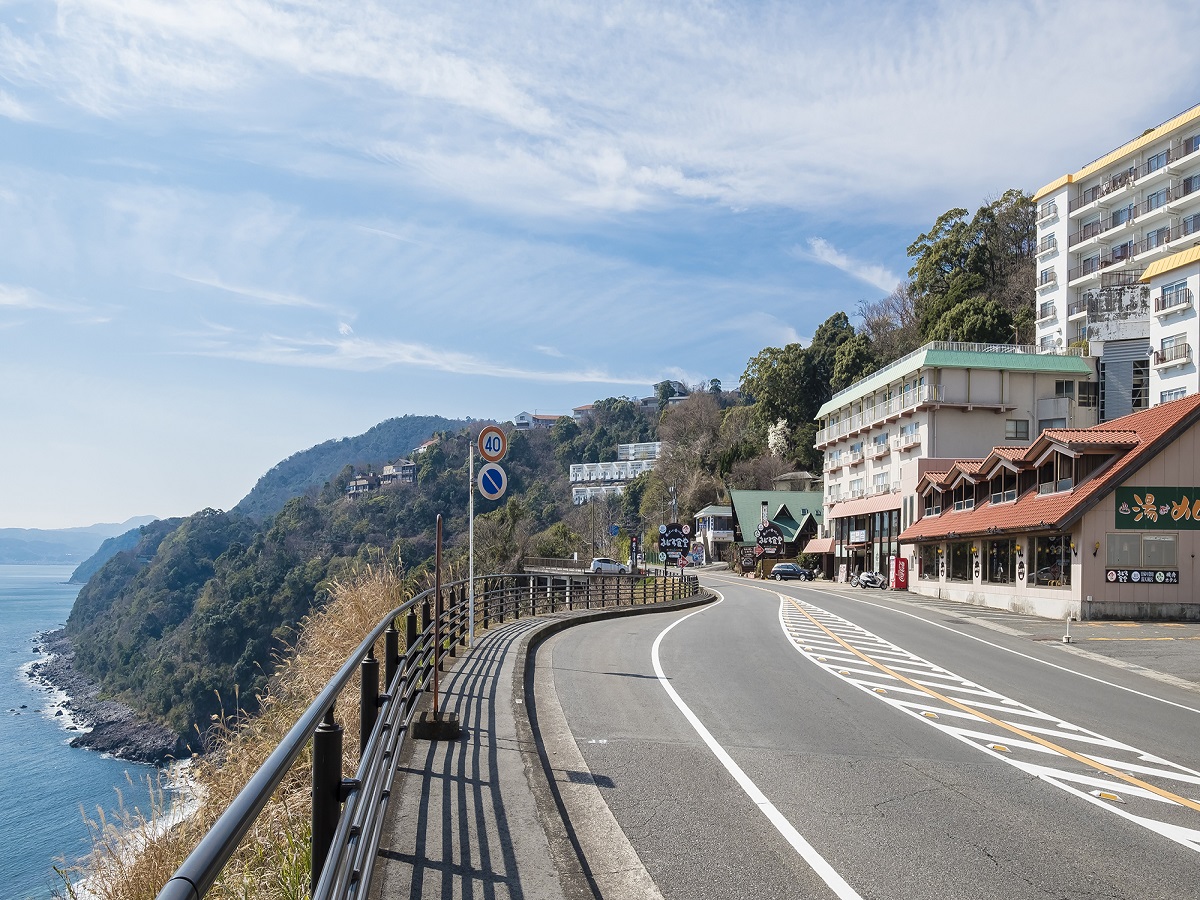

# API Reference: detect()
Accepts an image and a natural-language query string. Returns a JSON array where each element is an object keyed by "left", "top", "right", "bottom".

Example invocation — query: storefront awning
[
  {"left": 827, "top": 493, "right": 902, "bottom": 519},
  {"left": 804, "top": 536, "right": 835, "bottom": 554}
]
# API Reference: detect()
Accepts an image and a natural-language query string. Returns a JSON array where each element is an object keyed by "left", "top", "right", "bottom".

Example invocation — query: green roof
[
  {"left": 816, "top": 344, "right": 1093, "bottom": 419},
  {"left": 694, "top": 505, "right": 732, "bottom": 518},
  {"left": 728, "top": 490, "right": 823, "bottom": 542}
]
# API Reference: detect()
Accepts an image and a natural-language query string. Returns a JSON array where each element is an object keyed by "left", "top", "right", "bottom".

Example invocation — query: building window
[
  {"left": 1144, "top": 187, "right": 1168, "bottom": 211},
  {"left": 1111, "top": 204, "right": 1133, "bottom": 227},
  {"left": 1183, "top": 213, "right": 1200, "bottom": 237},
  {"left": 984, "top": 539, "right": 1017, "bottom": 583},
  {"left": 1132, "top": 360, "right": 1149, "bottom": 410},
  {"left": 1054, "top": 380, "right": 1075, "bottom": 399},
  {"left": 1039, "top": 268, "right": 1056, "bottom": 286},
  {"left": 1162, "top": 387, "right": 1188, "bottom": 404},
  {"left": 1038, "top": 417, "right": 1067, "bottom": 432},
  {"left": 1187, "top": 135, "right": 1200, "bottom": 155},
  {"left": 919, "top": 545, "right": 939, "bottom": 580},
  {"left": 1078, "top": 382, "right": 1098, "bottom": 408},
  {"left": 1108, "top": 533, "right": 1177, "bottom": 568},
  {"left": 1030, "top": 534, "right": 1071, "bottom": 586},
  {"left": 1161, "top": 280, "right": 1190, "bottom": 311},
  {"left": 948, "top": 542, "right": 971, "bottom": 581},
  {"left": 1006, "top": 419, "right": 1029, "bottom": 440}
]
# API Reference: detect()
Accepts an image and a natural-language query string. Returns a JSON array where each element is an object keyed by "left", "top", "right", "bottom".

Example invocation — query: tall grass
[{"left": 59, "top": 560, "right": 435, "bottom": 900}]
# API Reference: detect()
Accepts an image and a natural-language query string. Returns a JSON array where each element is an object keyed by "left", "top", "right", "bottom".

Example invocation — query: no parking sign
[{"left": 478, "top": 463, "right": 507, "bottom": 500}]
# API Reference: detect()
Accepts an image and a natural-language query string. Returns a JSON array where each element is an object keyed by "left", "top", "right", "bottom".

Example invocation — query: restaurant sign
[{"left": 1115, "top": 487, "right": 1200, "bottom": 530}]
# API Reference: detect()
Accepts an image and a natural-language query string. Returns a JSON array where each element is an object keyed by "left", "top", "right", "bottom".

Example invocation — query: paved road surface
[{"left": 539, "top": 573, "right": 1200, "bottom": 899}]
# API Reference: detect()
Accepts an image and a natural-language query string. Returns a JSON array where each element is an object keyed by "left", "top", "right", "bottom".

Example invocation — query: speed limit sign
[{"left": 477, "top": 425, "right": 508, "bottom": 463}]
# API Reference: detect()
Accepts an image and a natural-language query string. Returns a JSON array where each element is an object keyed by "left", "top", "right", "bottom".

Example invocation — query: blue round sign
[
  {"left": 478, "top": 462, "right": 507, "bottom": 500},
  {"left": 609, "top": 525, "right": 619, "bottom": 537}
]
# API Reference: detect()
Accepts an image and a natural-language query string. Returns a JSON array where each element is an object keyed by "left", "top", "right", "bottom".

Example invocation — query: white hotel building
[
  {"left": 570, "top": 442, "right": 662, "bottom": 505},
  {"left": 1034, "top": 103, "right": 1200, "bottom": 417}
]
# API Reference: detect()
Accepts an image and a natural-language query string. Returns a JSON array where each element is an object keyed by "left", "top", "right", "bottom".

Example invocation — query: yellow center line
[{"left": 786, "top": 597, "right": 1200, "bottom": 814}]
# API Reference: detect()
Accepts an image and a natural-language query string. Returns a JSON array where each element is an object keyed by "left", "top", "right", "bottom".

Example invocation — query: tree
[
  {"left": 830, "top": 333, "right": 877, "bottom": 393},
  {"left": 925, "top": 295, "right": 1014, "bottom": 344},
  {"left": 857, "top": 282, "right": 922, "bottom": 364}
]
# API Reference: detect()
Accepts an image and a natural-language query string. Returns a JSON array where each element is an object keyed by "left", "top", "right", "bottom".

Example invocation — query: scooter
[{"left": 857, "top": 571, "right": 888, "bottom": 589}]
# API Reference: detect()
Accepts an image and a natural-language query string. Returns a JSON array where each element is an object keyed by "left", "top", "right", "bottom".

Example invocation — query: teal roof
[
  {"left": 816, "top": 344, "right": 1093, "bottom": 419},
  {"left": 728, "top": 490, "right": 823, "bottom": 542},
  {"left": 694, "top": 505, "right": 732, "bottom": 518}
]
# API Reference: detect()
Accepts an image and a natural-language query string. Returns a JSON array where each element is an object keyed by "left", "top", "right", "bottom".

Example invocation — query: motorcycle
[{"left": 857, "top": 571, "right": 888, "bottom": 589}]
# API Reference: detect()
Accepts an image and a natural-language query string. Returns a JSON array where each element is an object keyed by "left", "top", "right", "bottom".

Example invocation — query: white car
[{"left": 589, "top": 557, "right": 629, "bottom": 575}]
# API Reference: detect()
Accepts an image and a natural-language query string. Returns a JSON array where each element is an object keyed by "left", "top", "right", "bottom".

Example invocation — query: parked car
[
  {"left": 589, "top": 557, "right": 629, "bottom": 575},
  {"left": 770, "top": 562, "right": 814, "bottom": 581}
]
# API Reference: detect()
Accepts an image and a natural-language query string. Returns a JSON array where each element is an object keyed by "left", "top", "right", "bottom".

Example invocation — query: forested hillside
[
  {"left": 234, "top": 414, "right": 471, "bottom": 520},
  {"left": 65, "top": 403, "right": 661, "bottom": 747}
]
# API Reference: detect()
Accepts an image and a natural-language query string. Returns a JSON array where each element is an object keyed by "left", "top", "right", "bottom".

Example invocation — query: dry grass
[{"left": 59, "top": 560, "right": 436, "bottom": 900}]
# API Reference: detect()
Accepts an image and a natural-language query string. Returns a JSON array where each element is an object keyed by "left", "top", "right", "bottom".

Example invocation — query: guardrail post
[
  {"left": 385, "top": 621, "right": 399, "bottom": 690},
  {"left": 360, "top": 647, "right": 380, "bottom": 756},
  {"left": 447, "top": 587, "right": 458, "bottom": 659},
  {"left": 312, "top": 705, "right": 343, "bottom": 893}
]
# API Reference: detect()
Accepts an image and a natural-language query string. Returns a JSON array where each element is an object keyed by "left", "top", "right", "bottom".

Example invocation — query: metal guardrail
[{"left": 155, "top": 568, "right": 699, "bottom": 900}]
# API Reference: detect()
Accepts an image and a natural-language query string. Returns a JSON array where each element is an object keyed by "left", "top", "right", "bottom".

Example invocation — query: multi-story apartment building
[
  {"left": 809, "top": 341, "right": 1094, "bottom": 578},
  {"left": 570, "top": 442, "right": 662, "bottom": 505},
  {"left": 1034, "top": 103, "right": 1200, "bottom": 417}
]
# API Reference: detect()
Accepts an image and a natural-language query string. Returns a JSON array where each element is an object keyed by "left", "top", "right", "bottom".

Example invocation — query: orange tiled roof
[{"left": 899, "top": 395, "right": 1200, "bottom": 543}]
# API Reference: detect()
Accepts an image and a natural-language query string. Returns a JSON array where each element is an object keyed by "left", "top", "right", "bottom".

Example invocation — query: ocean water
[{"left": 0, "top": 565, "right": 156, "bottom": 899}]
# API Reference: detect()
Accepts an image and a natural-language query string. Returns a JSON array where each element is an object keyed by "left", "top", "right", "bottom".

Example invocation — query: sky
[{"left": 4, "top": 1, "right": 1200, "bottom": 529}]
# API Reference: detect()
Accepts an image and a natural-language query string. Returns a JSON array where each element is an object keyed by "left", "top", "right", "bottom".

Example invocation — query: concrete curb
[{"left": 510, "top": 591, "right": 717, "bottom": 900}]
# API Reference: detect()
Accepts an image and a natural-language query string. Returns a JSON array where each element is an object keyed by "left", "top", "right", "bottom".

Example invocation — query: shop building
[
  {"left": 898, "top": 394, "right": 1200, "bottom": 620},
  {"left": 813, "top": 341, "right": 1095, "bottom": 580}
]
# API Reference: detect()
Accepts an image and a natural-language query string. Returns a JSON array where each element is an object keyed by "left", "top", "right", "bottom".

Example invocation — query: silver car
[{"left": 589, "top": 557, "right": 629, "bottom": 575}]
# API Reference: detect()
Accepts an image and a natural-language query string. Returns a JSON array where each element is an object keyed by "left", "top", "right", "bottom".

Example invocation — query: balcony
[
  {"left": 1037, "top": 236, "right": 1058, "bottom": 258},
  {"left": 1153, "top": 343, "right": 1192, "bottom": 369},
  {"left": 847, "top": 450, "right": 864, "bottom": 466},
  {"left": 893, "top": 430, "right": 921, "bottom": 451},
  {"left": 1167, "top": 177, "right": 1200, "bottom": 211},
  {"left": 1068, "top": 208, "right": 1137, "bottom": 249},
  {"left": 1037, "top": 200, "right": 1058, "bottom": 222},
  {"left": 1067, "top": 298, "right": 1089, "bottom": 320},
  {"left": 1037, "top": 301, "right": 1056, "bottom": 323},
  {"left": 990, "top": 489, "right": 1017, "bottom": 505},
  {"left": 1155, "top": 288, "right": 1193, "bottom": 316},
  {"left": 1037, "top": 269, "right": 1058, "bottom": 291},
  {"left": 1068, "top": 169, "right": 1135, "bottom": 216},
  {"left": 870, "top": 483, "right": 892, "bottom": 496},
  {"left": 824, "top": 456, "right": 843, "bottom": 473},
  {"left": 1068, "top": 249, "right": 1136, "bottom": 286},
  {"left": 865, "top": 442, "right": 890, "bottom": 459}
]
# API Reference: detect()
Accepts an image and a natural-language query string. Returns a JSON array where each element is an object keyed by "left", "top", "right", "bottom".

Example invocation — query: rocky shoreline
[{"left": 28, "top": 629, "right": 187, "bottom": 765}]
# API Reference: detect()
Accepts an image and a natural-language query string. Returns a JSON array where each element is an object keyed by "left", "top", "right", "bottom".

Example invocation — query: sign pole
[{"left": 468, "top": 443, "right": 475, "bottom": 649}]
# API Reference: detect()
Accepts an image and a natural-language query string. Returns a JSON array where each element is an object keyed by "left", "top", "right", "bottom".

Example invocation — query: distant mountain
[
  {"left": 69, "top": 525, "right": 154, "bottom": 583},
  {"left": 0, "top": 516, "right": 158, "bottom": 565},
  {"left": 234, "top": 414, "right": 476, "bottom": 520}
]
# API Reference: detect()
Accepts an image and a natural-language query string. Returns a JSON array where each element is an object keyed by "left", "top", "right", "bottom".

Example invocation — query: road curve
[{"left": 537, "top": 573, "right": 1200, "bottom": 900}]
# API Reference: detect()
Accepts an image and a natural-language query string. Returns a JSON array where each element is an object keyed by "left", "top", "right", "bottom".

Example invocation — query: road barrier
[{"left": 155, "top": 568, "right": 699, "bottom": 900}]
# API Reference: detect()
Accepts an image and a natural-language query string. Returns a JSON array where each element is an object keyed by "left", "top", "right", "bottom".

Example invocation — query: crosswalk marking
[{"left": 778, "top": 594, "right": 1200, "bottom": 854}]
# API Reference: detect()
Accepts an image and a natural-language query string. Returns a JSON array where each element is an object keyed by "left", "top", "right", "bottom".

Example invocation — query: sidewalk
[{"left": 371, "top": 593, "right": 714, "bottom": 900}]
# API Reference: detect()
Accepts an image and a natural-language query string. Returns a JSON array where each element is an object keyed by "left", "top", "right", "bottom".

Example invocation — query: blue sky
[{"left": 4, "top": 1, "right": 1200, "bottom": 529}]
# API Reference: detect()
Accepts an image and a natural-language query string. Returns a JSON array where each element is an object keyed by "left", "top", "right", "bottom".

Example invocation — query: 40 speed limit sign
[{"left": 477, "top": 425, "right": 508, "bottom": 463}]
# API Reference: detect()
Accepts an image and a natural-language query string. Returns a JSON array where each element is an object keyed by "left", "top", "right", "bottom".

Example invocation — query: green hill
[{"left": 233, "top": 414, "right": 473, "bottom": 520}]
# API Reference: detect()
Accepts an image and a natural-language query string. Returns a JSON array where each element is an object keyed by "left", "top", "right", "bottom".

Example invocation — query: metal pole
[
  {"left": 359, "top": 648, "right": 379, "bottom": 756},
  {"left": 469, "top": 444, "right": 475, "bottom": 649},
  {"left": 434, "top": 515, "right": 442, "bottom": 717},
  {"left": 312, "top": 706, "right": 343, "bottom": 893}
]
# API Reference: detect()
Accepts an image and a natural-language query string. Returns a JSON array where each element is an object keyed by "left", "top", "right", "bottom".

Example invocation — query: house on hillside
[
  {"left": 513, "top": 411, "right": 560, "bottom": 430},
  {"left": 346, "top": 473, "right": 379, "bottom": 498},
  {"left": 898, "top": 394, "right": 1200, "bottom": 620},
  {"left": 381, "top": 459, "right": 416, "bottom": 485}
]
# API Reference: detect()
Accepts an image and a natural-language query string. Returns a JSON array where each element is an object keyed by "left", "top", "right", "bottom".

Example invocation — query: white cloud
[
  {"left": 191, "top": 331, "right": 651, "bottom": 385},
  {"left": 6, "top": 1, "right": 1198, "bottom": 220},
  {"left": 802, "top": 238, "right": 900, "bottom": 294},
  {"left": 0, "top": 88, "right": 30, "bottom": 120},
  {"left": 0, "top": 283, "right": 56, "bottom": 309},
  {"left": 176, "top": 273, "right": 334, "bottom": 312}
]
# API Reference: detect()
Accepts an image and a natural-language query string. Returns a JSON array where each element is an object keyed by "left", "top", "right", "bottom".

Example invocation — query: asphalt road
[{"left": 539, "top": 573, "right": 1200, "bottom": 900}]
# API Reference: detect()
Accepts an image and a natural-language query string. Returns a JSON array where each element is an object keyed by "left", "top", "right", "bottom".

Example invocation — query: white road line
[
  {"left": 803, "top": 585, "right": 1200, "bottom": 716},
  {"left": 778, "top": 595, "right": 1200, "bottom": 854},
  {"left": 651, "top": 591, "right": 864, "bottom": 900}
]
